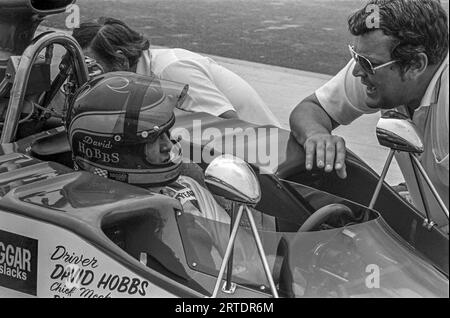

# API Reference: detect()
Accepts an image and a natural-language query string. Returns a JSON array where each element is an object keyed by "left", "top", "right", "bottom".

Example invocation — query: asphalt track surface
[{"left": 44, "top": 0, "right": 449, "bottom": 75}]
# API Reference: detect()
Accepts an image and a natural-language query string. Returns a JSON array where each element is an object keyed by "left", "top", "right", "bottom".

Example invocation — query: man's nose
[
  {"left": 352, "top": 61, "right": 366, "bottom": 78},
  {"left": 160, "top": 134, "right": 173, "bottom": 153}
]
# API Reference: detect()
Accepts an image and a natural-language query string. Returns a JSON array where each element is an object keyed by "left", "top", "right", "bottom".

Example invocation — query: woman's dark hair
[
  {"left": 348, "top": 0, "right": 448, "bottom": 70},
  {"left": 72, "top": 17, "right": 150, "bottom": 71}
]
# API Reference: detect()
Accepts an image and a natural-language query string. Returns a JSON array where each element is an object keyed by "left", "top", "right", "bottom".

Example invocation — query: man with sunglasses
[{"left": 289, "top": 0, "right": 448, "bottom": 227}]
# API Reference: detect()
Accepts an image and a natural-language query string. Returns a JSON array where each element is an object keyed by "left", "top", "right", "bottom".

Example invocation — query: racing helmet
[{"left": 67, "top": 71, "right": 189, "bottom": 186}]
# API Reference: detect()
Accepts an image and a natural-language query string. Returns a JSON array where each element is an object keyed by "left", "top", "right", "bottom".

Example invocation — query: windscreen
[{"left": 177, "top": 214, "right": 448, "bottom": 297}]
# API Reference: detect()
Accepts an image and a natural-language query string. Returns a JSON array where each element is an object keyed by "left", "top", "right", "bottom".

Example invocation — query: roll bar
[{"left": 0, "top": 31, "right": 89, "bottom": 144}]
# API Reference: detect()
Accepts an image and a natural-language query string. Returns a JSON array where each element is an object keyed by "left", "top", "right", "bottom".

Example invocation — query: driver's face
[{"left": 144, "top": 133, "right": 173, "bottom": 164}]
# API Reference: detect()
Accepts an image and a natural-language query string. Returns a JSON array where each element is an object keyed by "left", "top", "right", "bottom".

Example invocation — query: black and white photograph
[{"left": 0, "top": 0, "right": 448, "bottom": 303}]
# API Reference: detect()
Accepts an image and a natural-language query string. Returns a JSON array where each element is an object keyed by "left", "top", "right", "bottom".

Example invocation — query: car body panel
[{"left": 0, "top": 210, "right": 173, "bottom": 298}]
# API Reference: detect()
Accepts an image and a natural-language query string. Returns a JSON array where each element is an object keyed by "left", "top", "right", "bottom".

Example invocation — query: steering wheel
[{"left": 298, "top": 203, "right": 354, "bottom": 232}]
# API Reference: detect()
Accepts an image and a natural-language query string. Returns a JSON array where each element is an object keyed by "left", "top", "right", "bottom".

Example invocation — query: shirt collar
[
  {"left": 417, "top": 53, "right": 449, "bottom": 110},
  {"left": 135, "top": 49, "right": 152, "bottom": 76}
]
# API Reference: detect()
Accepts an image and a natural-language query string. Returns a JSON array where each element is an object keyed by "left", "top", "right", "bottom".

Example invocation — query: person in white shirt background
[
  {"left": 72, "top": 17, "right": 280, "bottom": 127},
  {"left": 289, "top": 0, "right": 449, "bottom": 229}
]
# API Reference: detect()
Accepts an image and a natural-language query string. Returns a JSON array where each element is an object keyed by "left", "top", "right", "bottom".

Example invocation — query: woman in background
[{"left": 73, "top": 17, "right": 280, "bottom": 127}]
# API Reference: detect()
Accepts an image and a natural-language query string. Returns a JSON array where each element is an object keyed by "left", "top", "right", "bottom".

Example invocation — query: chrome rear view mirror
[
  {"left": 370, "top": 111, "right": 448, "bottom": 226},
  {"left": 376, "top": 111, "right": 424, "bottom": 153},
  {"left": 205, "top": 154, "right": 261, "bottom": 205}
]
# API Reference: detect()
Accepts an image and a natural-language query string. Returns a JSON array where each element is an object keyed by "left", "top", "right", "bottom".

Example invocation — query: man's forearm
[
  {"left": 289, "top": 94, "right": 347, "bottom": 178},
  {"left": 289, "top": 94, "right": 334, "bottom": 145}
]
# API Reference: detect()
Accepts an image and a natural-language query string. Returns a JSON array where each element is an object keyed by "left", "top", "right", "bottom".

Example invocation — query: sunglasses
[{"left": 348, "top": 45, "right": 398, "bottom": 75}]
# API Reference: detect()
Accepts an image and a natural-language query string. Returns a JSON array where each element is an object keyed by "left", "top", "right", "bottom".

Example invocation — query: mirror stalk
[
  {"left": 369, "top": 149, "right": 395, "bottom": 210},
  {"left": 206, "top": 155, "right": 279, "bottom": 298},
  {"left": 410, "top": 154, "right": 449, "bottom": 220}
]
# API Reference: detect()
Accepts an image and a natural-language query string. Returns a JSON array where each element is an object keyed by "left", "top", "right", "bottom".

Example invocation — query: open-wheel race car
[{"left": 0, "top": 0, "right": 448, "bottom": 298}]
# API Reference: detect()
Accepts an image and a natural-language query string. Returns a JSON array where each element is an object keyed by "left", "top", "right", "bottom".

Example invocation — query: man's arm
[{"left": 289, "top": 93, "right": 347, "bottom": 178}]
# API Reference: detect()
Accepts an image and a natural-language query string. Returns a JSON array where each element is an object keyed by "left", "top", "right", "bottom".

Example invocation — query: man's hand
[
  {"left": 304, "top": 133, "right": 347, "bottom": 179},
  {"left": 290, "top": 94, "right": 348, "bottom": 179}
]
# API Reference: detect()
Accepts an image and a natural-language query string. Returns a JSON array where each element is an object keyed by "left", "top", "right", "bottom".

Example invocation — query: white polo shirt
[
  {"left": 315, "top": 54, "right": 449, "bottom": 225},
  {"left": 135, "top": 48, "right": 280, "bottom": 127}
]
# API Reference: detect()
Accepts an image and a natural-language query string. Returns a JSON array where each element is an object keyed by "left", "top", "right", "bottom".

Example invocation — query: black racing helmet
[{"left": 67, "top": 71, "right": 189, "bottom": 186}]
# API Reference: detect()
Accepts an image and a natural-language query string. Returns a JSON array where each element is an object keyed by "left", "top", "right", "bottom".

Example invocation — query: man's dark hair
[
  {"left": 348, "top": 0, "right": 448, "bottom": 69},
  {"left": 72, "top": 17, "right": 150, "bottom": 71}
]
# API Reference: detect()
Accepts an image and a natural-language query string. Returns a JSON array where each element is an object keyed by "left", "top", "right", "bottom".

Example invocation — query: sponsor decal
[
  {"left": 0, "top": 230, "right": 38, "bottom": 295},
  {"left": 0, "top": 212, "right": 171, "bottom": 298},
  {"left": 48, "top": 245, "right": 149, "bottom": 298},
  {"left": 109, "top": 172, "right": 128, "bottom": 183},
  {"left": 174, "top": 188, "right": 196, "bottom": 206}
]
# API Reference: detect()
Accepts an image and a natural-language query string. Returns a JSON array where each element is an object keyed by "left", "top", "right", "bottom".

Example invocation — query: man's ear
[{"left": 404, "top": 53, "right": 428, "bottom": 80}]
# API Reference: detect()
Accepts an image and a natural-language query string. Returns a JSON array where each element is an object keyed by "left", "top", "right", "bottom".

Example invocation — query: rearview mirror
[
  {"left": 376, "top": 110, "right": 424, "bottom": 153},
  {"left": 204, "top": 154, "right": 261, "bottom": 205}
]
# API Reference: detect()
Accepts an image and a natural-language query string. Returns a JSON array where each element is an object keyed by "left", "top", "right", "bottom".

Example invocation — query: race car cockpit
[{"left": 99, "top": 155, "right": 448, "bottom": 298}]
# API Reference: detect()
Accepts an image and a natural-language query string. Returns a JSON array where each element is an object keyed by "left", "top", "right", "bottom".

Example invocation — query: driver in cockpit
[{"left": 66, "top": 71, "right": 273, "bottom": 285}]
